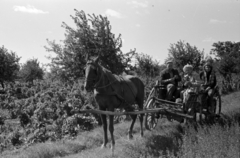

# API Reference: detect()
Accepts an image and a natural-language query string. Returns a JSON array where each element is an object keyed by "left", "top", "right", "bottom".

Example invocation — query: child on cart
[{"left": 179, "top": 64, "right": 201, "bottom": 104}]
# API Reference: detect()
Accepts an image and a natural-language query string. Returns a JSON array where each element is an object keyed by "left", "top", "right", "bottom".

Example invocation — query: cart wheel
[
  {"left": 144, "top": 88, "right": 155, "bottom": 109},
  {"left": 145, "top": 98, "right": 159, "bottom": 130},
  {"left": 214, "top": 92, "right": 221, "bottom": 115},
  {"left": 195, "top": 102, "right": 203, "bottom": 123},
  {"left": 185, "top": 102, "right": 197, "bottom": 124},
  {"left": 114, "top": 114, "right": 126, "bottom": 124}
]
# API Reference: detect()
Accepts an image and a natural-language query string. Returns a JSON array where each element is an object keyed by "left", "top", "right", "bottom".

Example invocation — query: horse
[{"left": 84, "top": 57, "right": 145, "bottom": 152}]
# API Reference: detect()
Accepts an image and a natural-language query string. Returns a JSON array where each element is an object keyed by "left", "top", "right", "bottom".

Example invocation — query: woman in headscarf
[{"left": 200, "top": 62, "right": 217, "bottom": 110}]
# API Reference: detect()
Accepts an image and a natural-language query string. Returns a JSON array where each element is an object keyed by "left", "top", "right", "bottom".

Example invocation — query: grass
[{"left": 1, "top": 91, "right": 240, "bottom": 158}]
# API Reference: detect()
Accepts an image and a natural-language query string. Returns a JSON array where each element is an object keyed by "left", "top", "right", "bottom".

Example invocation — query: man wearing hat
[{"left": 159, "top": 59, "right": 181, "bottom": 101}]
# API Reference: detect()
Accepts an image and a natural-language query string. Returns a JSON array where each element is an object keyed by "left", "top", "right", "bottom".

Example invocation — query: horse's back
[
  {"left": 123, "top": 75, "right": 144, "bottom": 87},
  {"left": 111, "top": 73, "right": 144, "bottom": 106},
  {"left": 122, "top": 75, "right": 145, "bottom": 98}
]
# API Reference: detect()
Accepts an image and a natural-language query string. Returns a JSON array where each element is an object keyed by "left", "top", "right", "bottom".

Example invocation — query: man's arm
[
  {"left": 173, "top": 70, "right": 181, "bottom": 82},
  {"left": 202, "top": 72, "right": 216, "bottom": 90},
  {"left": 209, "top": 73, "right": 217, "bottom": 88},
  {"left": 160, "top": 70, "right": 174, "bottom": 84}
]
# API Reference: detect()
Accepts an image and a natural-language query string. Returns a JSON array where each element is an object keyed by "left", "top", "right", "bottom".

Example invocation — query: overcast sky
[{"left": 0, "top": 0, "right": 239, "bottom": 65}]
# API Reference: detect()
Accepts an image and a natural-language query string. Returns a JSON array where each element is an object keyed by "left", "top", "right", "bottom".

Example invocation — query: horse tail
[{"left": 133, "top": 77, "right": 145, "bottom": 109}]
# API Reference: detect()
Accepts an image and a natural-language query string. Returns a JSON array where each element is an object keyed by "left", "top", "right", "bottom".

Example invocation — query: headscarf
[
  {"left": 166, "top": 59, "right": 173, "bottom": 64},
  {"left": 203, "top": 62, "right": 212, "bottom": 72},
  {"left": 183, "top": 64, "right": 193, "bottom": 73}
]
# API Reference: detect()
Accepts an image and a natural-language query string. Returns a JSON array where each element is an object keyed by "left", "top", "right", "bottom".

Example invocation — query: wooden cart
[{"left": 144, "top": 84, "right": 221, "bottom": 130}]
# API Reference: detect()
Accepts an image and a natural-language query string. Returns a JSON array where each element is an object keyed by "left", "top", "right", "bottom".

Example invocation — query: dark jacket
[
  {"left": 160, "top": 68, "right": 181, "bottom": 87},
  {"left": 200, "top": 64, "right": 217, "bottom": 89}
]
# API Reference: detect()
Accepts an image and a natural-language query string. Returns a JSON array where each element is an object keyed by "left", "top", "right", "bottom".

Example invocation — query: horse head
[{"left": 84, "top": 56, "right": 101, "bottom": 92}]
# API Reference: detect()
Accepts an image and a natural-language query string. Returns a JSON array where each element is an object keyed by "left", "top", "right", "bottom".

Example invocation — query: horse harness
[
  {"left": 90, "top": 63, "right": 137, "bottom": 110},
  {"left": 97, "top": 75, "right": 137, "bottom": 111},
  {"left": 86, "top": 61, "right": 137, "bottom": 110}
]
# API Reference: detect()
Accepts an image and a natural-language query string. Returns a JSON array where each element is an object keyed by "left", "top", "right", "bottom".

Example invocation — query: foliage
[
  {"left": 45, "top": 10, "right": 135, "bottom": 81},
  {"left": 211, "top": 41, "right": 240, "bottom": 81},
  {"left": 0, "top": 79, "right": 99, "bottom": 153},
  {"left": 167, "top": 40, "right": 205, "bottom": 73},
  {"left": 134, "top": 53, "right": 164, "bottom": 78},
  {"left": 18, "top": 59, "right": 44, "bottom": 83},
  {"left": 0, "top": 46, "right": 20, "bottom": 88}
]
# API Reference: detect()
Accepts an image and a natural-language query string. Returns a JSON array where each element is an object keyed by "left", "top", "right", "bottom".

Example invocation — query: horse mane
[
  {"left": 88, "top": 59, "right": 126, "bottom": 83},
  {"left": 98, "top": 64, "right": 121, "bottom": 83}
]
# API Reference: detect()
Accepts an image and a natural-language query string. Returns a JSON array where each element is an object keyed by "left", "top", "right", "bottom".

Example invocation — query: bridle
[{"left": 85, "top": 62, "right": 117, "bottom": 90}]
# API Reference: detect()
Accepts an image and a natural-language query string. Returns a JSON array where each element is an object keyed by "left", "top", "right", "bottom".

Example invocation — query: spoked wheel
[
  {"left": 145, "top": 98, "right": 159, "bottom": 130},
  {"left": 184, "top": 101, "right": 198, "bottom": 125},
  {"left": 114, "top": 114, "right": 126, "bottom": 124},
  {"left": 205, "top": 92, "right": 221, "bottom": 123},
  {"left": 198, "top": 104, "right": 203, "bottom": 123},
  {"left": 214, "top": 92, "right": 221, "bottom": 115}
]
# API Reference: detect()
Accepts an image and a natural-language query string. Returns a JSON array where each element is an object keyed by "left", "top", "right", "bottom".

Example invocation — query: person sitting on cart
[
  {"left": 199, "top": 62, "right": 217, "bottom": 110},
  {"left": 180, "top": 64, "right": 201, "bottom": 104},
  {"left": 159, "top": 59, "right": 181, "bottom": 101}
]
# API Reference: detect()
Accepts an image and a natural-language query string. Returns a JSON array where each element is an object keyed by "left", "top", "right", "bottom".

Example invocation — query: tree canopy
[
  {"left": 19, "top": 59, "right": 44, "bottom": 83},
  {"left": 45, "top": 10, "right": 135, "bottom": 80},
  {"left": 166, "top": 40, "right": 204, "bottom": 73},
  {"left": 134, "top": 53, "right": 163, "bottom": 78},
  {"left": 211, "top": 41, "right": 240, "bottom": 80},
  {"left": 0, "top": 46, "right": 20, "bottom": 88}
]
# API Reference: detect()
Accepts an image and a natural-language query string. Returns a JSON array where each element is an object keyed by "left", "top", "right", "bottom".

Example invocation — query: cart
[{"left": 144, "top": 83, "right": 221, "bottom": 130}]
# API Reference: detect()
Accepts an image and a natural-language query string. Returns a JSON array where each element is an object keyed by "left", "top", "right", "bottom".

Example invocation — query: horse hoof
[
  {"left": 111, "top": 145, "right": 115, "bottom": 151},
  {"left": 101, "top": 144, "right": 107, "bottom": 148},
  {"left": 128, "top": 135, "right": 133, "bottom": 140}
]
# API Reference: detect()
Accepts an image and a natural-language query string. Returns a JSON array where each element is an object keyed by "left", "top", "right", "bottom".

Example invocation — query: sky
[{"left": 0, "top": 0, "right": 239, "bottom": 65}]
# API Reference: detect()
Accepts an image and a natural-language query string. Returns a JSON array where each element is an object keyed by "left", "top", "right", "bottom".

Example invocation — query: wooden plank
[{"left": 154, "top": 97, "right": 183, "bottom": 106}]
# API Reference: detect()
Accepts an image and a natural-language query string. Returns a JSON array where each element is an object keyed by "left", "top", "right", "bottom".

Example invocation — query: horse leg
[
  {"left": 109, "top": 115, "right": 115, "bottom": 153},
  {"left": 128, "top": 114, "right": 137, "bottom": 139},
  {"left": 137, "top": 97, "right": 144, "bottom": 137},
  {"left": 100, "top": 114, "right": 108, "bottom": 148},
  {"left": 139, "top": 113, "right": 144, "bottom": 137}
]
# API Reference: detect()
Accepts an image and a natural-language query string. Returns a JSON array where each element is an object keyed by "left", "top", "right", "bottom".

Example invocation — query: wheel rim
[
  {"left": 145, "top": 98, "right": 158, "bottom": 130},
  {"left": 215, "top": 94, "right": 221, "bottom": 115},
  {"left": 147, "top": 114, "right": 157, "bottom": 129}
]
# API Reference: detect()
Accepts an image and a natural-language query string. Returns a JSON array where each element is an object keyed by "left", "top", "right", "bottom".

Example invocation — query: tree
[
  {"left": 211, "top": 41, "right": 240, "bottom": 81},
  {"left": 45, "top": 9, "right": 135, "bottom": 80},
  {"left": 19, "top": 59, "right": 44, "bottom": 83},
  {"left": 0, "top": 46, "right": 20, "bottom": 88},
  {"left": 166, "top": 40, "right": 204, "bottom": 73},
  {"left": 134, "top": 53, "right": 162, "bottom": 78}
]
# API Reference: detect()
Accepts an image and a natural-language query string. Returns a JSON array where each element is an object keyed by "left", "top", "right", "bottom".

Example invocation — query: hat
[
  {"left": 204, "top": 62, "right": 212, "bottom": 67},
  {"left": 166, "top": 59, "right": 173, "bottom": 64},
  {"left": 204, "top": 62, "right": 212, "bottom": 70},
  {"left": 183, "top": 64, "right": 193, "bottom": 73}
]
